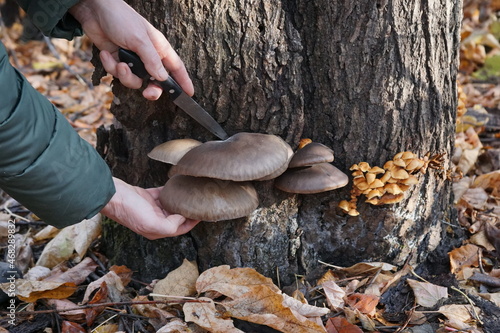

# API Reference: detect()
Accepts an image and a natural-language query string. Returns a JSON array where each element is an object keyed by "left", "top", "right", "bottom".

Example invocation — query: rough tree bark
[{"left": 96, "top": 0, "right": 462, "bottom": 285}]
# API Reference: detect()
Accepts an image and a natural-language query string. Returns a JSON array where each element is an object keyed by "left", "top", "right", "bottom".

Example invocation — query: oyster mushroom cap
[
  {"left": 288, "top": 142, "right": 334, "bottom": 168},
  {"left": 275, "top": 163, "right": 349, "bottom": 194},
  {"left": 159, "top": 175, "right": 259, "bottom": 221},
  {"left": 148, "top": 139, "right": 202, "bottom": 164},
  {"left": 175, "top": 132, "right": 291, "bottom": 181}
]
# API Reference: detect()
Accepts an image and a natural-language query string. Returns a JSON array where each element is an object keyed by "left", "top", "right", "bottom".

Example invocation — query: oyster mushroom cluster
[
  {"left": 339, "top": 151, "right": 445, "bottom": 216},
  {"left": 148, "top": 134, "right": 348, "bottom": 221},
  {"left": 149, "top": 133, "right": 292, "bottom": 221}
]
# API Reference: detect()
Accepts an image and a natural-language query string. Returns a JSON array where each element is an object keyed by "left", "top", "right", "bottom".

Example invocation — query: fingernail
[{"left": 158, "top": 68, "right": 168, "bottom": 81}]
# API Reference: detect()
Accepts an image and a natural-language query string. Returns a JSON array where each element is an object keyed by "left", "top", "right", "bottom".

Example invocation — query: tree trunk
[{"left": 97, "top": 0, "right": 462, "bottom": 285}]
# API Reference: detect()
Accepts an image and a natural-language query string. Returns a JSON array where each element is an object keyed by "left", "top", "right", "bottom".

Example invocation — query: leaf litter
[{"left": 1, "top": 0, "right": 500, "bottom": 332}]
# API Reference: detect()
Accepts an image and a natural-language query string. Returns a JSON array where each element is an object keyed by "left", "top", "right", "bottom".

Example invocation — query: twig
[
  {"left": 0, "top": 299, "right": 208, "bottom": 316},
  {"left": 410, "top": 268, "right": 431, "bottom": 284},
  {"left": 2, "top": 206, "right": 30, "bottom": 222},
  {"left": 43, "top": 36, "right": 92, "bottom": 88},
  {"left": 91, "top": 313, "right": 119, "bottom": 333},
  {"left": 450, "top": 286, "right": 483, "bottom": 325},
  {"left": 318, "top": 260, "right": 345, "bottom": 269}
]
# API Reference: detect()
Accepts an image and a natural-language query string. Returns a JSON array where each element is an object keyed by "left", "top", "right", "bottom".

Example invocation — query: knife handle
[{"left": 118, "top": 48, "right": 183, "bottom": 99}]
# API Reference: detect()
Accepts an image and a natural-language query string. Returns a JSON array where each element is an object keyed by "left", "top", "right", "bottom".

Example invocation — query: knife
[{"left": 118, "top": 48, "right": 229, "bottom": 140}]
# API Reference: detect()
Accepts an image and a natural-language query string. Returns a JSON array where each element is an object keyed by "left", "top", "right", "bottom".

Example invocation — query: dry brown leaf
[
  {"left": 46, "top": 299, "right": 86, "bottom": 322},
  {"left": 184, "top": 297, "right": 243, "bottom": 333},
  {"left": 449, "top": 244, "right": 481, "bottom": 280},
  {"left": 82, "top": 271, "right": 124, "bottom": 304},
  {"left": 322, "top": 280, "right": 345, "bottom": 310},
  {"left": 325, "top": 317, "right": 363, "bottom": 333},
  {"left": 407, "top": 279, "right": 448, "bottom": 308},
  {"left": 0, "top": 279, "right": 77, "bottom": 302},
  {"left": 282, "top": 293, "right": 330, "bottom": 318},
  {"left": 36, "top": 214, "right": 101, "bottom": 268},
  {"left": 157, "top": 319, "right": 191, "bottom": 333},
  {"left": 60, "top": 321, "right": 86, "bottom": 333},
  {"left": 196, "top": 265, "right": 280, "bottom": 295},
  {"left": 222, "top": 285, "right": 326, "bottom": 333},
  {"left": 33, "top": 225, "right": 60, "bottom": 241},
  {"left": 153, "top": 259, "right": 199, "bottom": 301},
  {"left": 438, "top": 304, "right": 481, "bottom": 329},
  {"left": 109, "top": 265, "right": 133, "bottom": 287},
  {"left": 460, "top": 187, "right": 490, "bottom": 210},
  {"left": 478, "top": 292, "right": 500, "bottom": 307},
  {"left": 132, "top": 295, "right": 177, "bottom": 330},
  {"left": 345, "top": 293, "right": 379, "bottom": 316},
  {"left": 473, "top": 170, "right": 500, "bottom": 196},
  {"left": 45, "top": 257, "right": 98, "bottom": 284},
  {"left": 335, "top": 262, "right": 396, "bottom": 276}
]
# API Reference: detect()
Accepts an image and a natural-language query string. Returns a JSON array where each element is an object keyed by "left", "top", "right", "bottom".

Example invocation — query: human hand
[
  {"left": 100, "top": 177, "right": 200, "bottom": 239},
  {"left": 69, "top": 0, "right": 194, "bottom": 100}
]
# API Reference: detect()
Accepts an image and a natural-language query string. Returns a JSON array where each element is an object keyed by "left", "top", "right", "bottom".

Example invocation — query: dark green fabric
[
  {"left": 16, "top": 0, "right": 83, "bottom": 39},
  {"left": 0, "top": 42, "right": 115, "bottom": 228}
]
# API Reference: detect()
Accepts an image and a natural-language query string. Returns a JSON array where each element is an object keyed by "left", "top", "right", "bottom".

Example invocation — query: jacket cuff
[{"left": 17, "top": 0, "right": 83, "bottom": 39}]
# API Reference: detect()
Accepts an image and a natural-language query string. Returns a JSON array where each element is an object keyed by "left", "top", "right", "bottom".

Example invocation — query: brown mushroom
[
  {"left": 288, "top": 143, "right": 334, "bottom": 168},
  {"left": 175, "top": 132, "right": 291, "bottom": 181},
  {"left": 148, "top": 139, "right": 202, "bottom": 164},
  {"left": 160, "top": 175, "right": 259, "bottom": 221},
  {"left": 274, "top": 163, "right": 348, "bottom": 194}
]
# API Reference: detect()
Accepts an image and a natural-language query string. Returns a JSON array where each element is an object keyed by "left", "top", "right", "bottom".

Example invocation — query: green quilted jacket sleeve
[
  {"left": 16, "top": 0, "right": 83, "bottom": 39},
  {"left": 0, "top": 43, "right": 115, "bottom": 228}
]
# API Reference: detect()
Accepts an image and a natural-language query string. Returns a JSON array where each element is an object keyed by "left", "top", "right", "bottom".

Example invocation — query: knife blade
[{"left": 118, "top": 48, "right": 229, "bottom": 140}]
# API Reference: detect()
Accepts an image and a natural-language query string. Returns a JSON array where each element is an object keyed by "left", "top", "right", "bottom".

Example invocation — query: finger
[
  {"left": 100, "top": 51, "right": 143, "bottom": 89},
  {"left": 148, "top": 28, "right": 195, "bottom": 96},
  {"left": 167, "top": 215, "right": 200, "bottom": 236},
  {"left": 129, "top": 31, "right": 169, "bottom": 82},
  {"left": 143, "top": 83, "right": 164, "bottom": 100}
]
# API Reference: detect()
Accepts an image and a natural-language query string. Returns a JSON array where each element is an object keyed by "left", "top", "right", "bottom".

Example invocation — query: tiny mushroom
[
  {"left": 274, "top": 163, "right": 349, "bottom": 194},
  {"left": 160, "top": 175, "right": 259, "bottom": 221},
  {"left": 175, "top": 132, "right": 292, "bottom": 181},
  {"left": 148, "top": 139, "right": 202, "bottom": 165}
]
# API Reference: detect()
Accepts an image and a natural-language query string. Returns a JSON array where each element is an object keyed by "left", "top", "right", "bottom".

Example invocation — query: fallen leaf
[
  {"left": 196, "top": 265, "right": 280, "bottom": 295},
  {"left": 449, "top": 244, "right": 481, "bottom": 280},
  {"left": 46, "top": 299, "right": 86, "bottom": 322},
  {"left": 0, "top": 279, "right": 77, "bottom": 303},
  {"left": 153, "top": 259, "right": 199, "bottom": 301},
  {"left": 406, "top": 279, "right": 448, "bottom": 308},
  {"left": 157, "top": 319, "right": 191, "bottom": 333},
  {"left": 335, "top": 262, "right": 396, "bottom": 277},
  {"left": 132, "top": 295, "right": 177, "bottom": 331},
  {"left": 321, "top": 280, "right": 345, "bottom": 310},
  {"left": 325, "top": 317, "right": 363, "bottom": 333},
  {"left": 184, "top": 297, "right": 243, "bottom": 333},
  {"left": 438, "top": 304, "right": 481, "bottom": 329},
  {"left": 478, "top": 292, "right": 500, "bottom": 307},
  {"left": 36, "top": 214, "right": 101, "bottom": 268},
  {"left": 92, "top": 324, "right": 119, "bottom": 333},
  {"left": 45, "top": 257, "right": 98, "bottom": 284},
  {"left": 345, "top": 293, "right": 379, "bottom": 315},
  {"left": 222, "top": 285, "right": 326, "bottom": 333},
  {"left": 60, "top": 320, "right": 86, "bottom": 333},
  {"left": 282, "top": 293, "right": 330, "bottom": 317},
  {"left": 82, "top": 271, "right": 124, "bottom": 304}
]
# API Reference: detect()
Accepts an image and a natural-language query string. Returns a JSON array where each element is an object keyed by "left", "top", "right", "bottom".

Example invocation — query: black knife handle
[{"left": 118, "top": 48, "right": 183, "bottom": 99}]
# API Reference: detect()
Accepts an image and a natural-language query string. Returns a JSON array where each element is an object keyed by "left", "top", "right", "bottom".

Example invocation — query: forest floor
[{"left": 1, "top": 1, "right": 500, "bottom": 333}]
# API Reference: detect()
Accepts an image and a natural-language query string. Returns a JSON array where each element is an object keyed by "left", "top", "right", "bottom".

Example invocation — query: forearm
[{"left": 0, "top": 43, "right": 115, "bottom": 228}]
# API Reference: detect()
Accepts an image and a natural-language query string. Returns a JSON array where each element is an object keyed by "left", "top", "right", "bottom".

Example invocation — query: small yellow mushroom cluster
[{"left": 339, "top": 151, "right": 443, "bottom": 216}]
